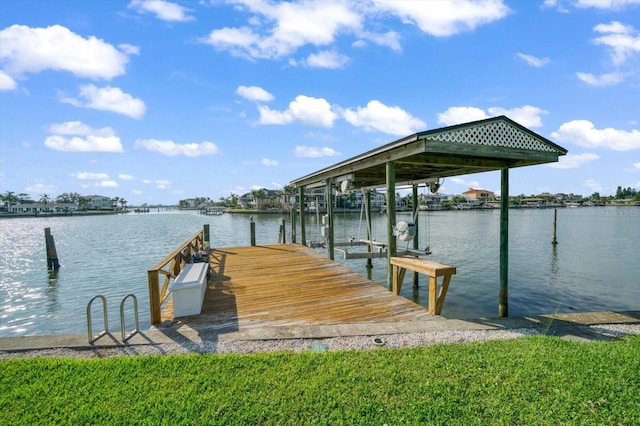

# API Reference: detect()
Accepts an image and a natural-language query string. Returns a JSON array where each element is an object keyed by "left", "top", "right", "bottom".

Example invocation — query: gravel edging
[{"left": 1, "top": 324, "right": 638, "bottom": 360}]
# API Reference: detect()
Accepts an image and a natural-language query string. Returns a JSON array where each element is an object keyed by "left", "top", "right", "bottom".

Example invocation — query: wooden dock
[{"left": 161, "top": 244, "right": 436, "bottom": 332}]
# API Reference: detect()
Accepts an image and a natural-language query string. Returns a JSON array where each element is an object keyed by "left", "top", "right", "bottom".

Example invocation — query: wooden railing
[{"left": 147, "top": 229, "right": 205, "bottom": 325}]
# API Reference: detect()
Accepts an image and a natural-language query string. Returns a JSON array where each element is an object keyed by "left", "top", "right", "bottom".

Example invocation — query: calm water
[{"left": 0, "top": 208, "right": 638, "bottom": 337}]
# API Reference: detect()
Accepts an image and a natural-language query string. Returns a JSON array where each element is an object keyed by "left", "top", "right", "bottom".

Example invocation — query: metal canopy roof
[{"left": 290, "top": 116, "right": 567, "bottom": 189}]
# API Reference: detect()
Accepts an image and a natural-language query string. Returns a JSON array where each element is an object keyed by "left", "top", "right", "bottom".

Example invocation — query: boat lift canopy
[
  {"left": 291, "top": 116, "right": 566, "bottom": 190},
  {"left": 289, "top": 116, "right": 568, "bottom": 317}
]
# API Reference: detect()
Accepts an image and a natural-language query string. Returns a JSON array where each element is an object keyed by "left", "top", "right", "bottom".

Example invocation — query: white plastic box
[{"left": 169, "top": 262, "right": 208, "bottom": 317}]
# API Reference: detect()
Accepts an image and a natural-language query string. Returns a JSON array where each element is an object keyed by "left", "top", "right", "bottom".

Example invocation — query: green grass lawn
[{"left": 2, "top": 335, "right": 639, "bottom": 425}]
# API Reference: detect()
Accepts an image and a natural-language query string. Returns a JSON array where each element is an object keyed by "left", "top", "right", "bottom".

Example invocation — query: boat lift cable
[
  {"left": 422, "top": 185, "right": 432, "bottom": 255},
  {"left": 362, "top": 190, "right": 375, "bottom": 252}
]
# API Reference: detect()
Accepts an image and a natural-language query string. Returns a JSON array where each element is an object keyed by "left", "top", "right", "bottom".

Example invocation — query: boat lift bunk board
[
  {"left": 334, "top": 193, "right": 434, "bottom": 260},
  {"left": 335, "top": 239, "right": 387, "bottom": 260}
]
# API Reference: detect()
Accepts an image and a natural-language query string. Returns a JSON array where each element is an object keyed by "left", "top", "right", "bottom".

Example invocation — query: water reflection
[
  {"left": 549, "top": 244, "right": 559, "bottom": 284},
  {"left": 1, "top": 208, "right": 639, "bottom": 337}
]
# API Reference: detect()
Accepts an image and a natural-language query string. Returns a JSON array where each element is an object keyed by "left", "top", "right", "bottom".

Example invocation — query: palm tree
[
  {"left": 39, "top": 194, "right": 51, "bottom": 212},
  {"left": 229, "top": 193, "right": 239, "bottom": 208},
  {"left": 251, "top": 188, "right": 267, "bottom": 210},
  {"left": 119, "top": 198, "right": 127, "bottom": 212},
  {"left": 1, "top": 191, "right": 18, "bottom": 212}
]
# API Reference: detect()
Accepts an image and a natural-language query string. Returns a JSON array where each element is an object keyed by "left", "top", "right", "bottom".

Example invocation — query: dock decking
[{"left": 162, "top": 244, "right": 436, "bottom": 332}]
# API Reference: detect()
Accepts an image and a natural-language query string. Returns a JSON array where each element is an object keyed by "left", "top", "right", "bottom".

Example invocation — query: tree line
[{"left": 1, "top": 191, "right": 128, "bottom": 211}]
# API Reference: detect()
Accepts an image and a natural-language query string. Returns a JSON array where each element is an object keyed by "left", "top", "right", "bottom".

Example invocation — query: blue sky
[{"left": 1, "top": 0, "right": 639, "bottom": 205}]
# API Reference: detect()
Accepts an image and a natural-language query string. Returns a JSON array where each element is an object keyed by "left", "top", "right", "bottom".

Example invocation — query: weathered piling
[
  {"left": 44, "top": 227, "right": 60, "bottom": 271},
  {"left": 250, "top": 216, "right": 256, "bottom": 246},
  {"left": 203, "top": 224, "right": 210, "bottom": 248},
  {"left": 552, "top": 208, "right": 558, "bottom": 245}
]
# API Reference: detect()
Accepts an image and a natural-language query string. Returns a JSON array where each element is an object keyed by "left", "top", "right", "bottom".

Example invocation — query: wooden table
[{"left": 390, "top": 256, "right": 457, "bottom": 315}]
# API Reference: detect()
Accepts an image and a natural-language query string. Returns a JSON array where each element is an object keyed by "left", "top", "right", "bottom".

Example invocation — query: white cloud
[
  {"left": 547, "top": 152, "right": 600, "bottom": 169},
  {"left": 258, "top": 95, "right": 337, "bottom": 127},
  {"left": 200, "top": 1, "right": 507, "bottom": 62},
  {"left": 74, "top": 172, "right": 110, "bottom": 180},
  {"left": 517, "top": 53, "right": 550, "bottom": 67},
  {"left": 155, "top": 179, "right": 171, "bottom": 189},
  {"left": 294, "top": 145, "right": 341, "bottom": 158},
  {"left": 449, "top": 177, "right": 481, "bottom": 189},
  {"left": 45, "top": 121, "right": 124, "bottom": 153},
  {"left": 583, "top": 178, "right": 603, "bottom": 192},
  {"left": 262, "top": 158, "right": 278, "bottom": 166},
  {"left": 300, "top": 50, "right": 349, "bottom": 69},
  {"left": 575, "top": 0, "right": 640, "bottom": 10},
  {"left": 25, "top": 182, "right": 56, "bottom": 194},
  {"left": 0, "top": 25, "right": 134, "bottom": 80},
  {"left": 576, "top": 71, "right": 626, "bottom": 86},
  {"left": 118, "top": 174, "right": 135, "bottom": 180},
  {"left": 60, "top": 84, "right": 146, "bottom": 118},
  {"left": 438, "top": 106, "right": 487, "bottom": 126},
  {"left": 487, "top": 106, "right": 547, "bottom": 128},
  {"left": 97, "top": 180, "right": 118, "bottom": 188},
  {"left": 357, "top": 30, "right": 402, "bottom": 51},
  {"left": 201, "top": 1, "right": 361, "bottom": 59},
  {"left": 634, "top": 161, "right": 640, "bottom": 170},
  {"left": 592, "top": 21, "right": 640, "bottom": 65},
  {"left": 373, "top": 0, "right": 511, "bottom": 37},
  {"left": 343, "top": 100, "right": 425, "bottom": 135},
  {"left": 72, "top": 172, "right": 119, "bottom": 188},
  {"left": 546, "top": 0, "right": 640, "bottom": 11},
  {"left": 236, "top": 85, "right": 274, "bottom": 102},
  {"left": 551, "top": 120, "right": 640, "bottom": 151},
  {"left": 134, "top": 139, "right": 220, "bottom": 156},
  {"left": 128, "top": 0, "right": 194, "bottom": 22},
  {"left": 438, "top": 105, "right": 547, "bottom": 128},
  {"left": 0, "top": 70, "right": 17, "bottom": 91}
]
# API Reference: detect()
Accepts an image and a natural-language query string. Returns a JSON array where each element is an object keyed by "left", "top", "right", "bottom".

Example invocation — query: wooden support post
[
  {"left": 552, "top": 208, "right": 558, "bottom": 245},
  {"left": 365, "top": 189, "right": 373, "bottom": 280},
  {"left": 203, "top": 224, "right": 210, "bottom": 249},
  {"left": 299, "top": 186, "right": 306, "bottom": 246},
  {"left": 250, "top": 218, "right": 256, "bottom": 246},
  {"left": 325, "top": 178, "right": 334, "bottom": 260},
  {"left": 291, "top": 207, "right": 297, "bottom": 244},
  {"left": 412, "top": 184, "right": 419, "bottom": 288},
  {"left": 499, "top": 167, "right": 509, "bottom": 317},
  {"left": 44, "top": 228, "right": 60, "bottom": 271},
  {"left": 281, "top": 219, "right": 286, "bottom": 244},
  {"left": 386, "top": 161, "right": 396, "bottom": 290},
  {"left": 148, "top": 269, "right": 161, "bottom": 325}
]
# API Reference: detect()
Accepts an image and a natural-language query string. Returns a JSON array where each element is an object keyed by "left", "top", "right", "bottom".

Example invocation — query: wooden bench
[
  {"left": 169, "top": 262, "right": 208, "bottom": 317},
  {"left": 390, "top": 256, "right": 456, "bottom": 315}
]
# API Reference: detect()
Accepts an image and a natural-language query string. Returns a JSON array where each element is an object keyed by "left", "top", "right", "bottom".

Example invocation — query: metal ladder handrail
[
  {"left": 86, "top": 294, "right": 140, "bottom": 344},
  {"left": 120, "top": 293, "right": 139, "bottom": 342},
  {"left": 87, "top": 295, "right": 108, "bottom": 344}
]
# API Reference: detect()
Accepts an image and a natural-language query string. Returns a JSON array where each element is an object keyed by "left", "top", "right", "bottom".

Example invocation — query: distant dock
[{"left": 199, "top": 207, "right": 225, "bottom": 215}]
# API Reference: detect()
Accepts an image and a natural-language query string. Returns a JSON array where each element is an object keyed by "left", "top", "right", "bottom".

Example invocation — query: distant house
[
  {"left": 52, "top": 203, "right": 79, "bottom": 213},
  {"left": 462, "top": 188, "right": 495, "bottom": 203},
  {"left": 353, "top": 190, "right": 386, "bottom": 210},
  {"left": 85, "top": 195, "right": 113, "bottom": 210},
  {"left": 10, "top": 202, "right": 79, "bottom": 214},
  {"left": 182, "top": 198, "right": 198, "bottom": 208},
  {"left": 237, "top": 189, "right": 283, "bottom": 210}
]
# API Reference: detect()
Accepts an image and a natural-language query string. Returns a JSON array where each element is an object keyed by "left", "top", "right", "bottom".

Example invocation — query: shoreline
[{"left": 2, "top": 311, "right": 638, "bottom": 359}]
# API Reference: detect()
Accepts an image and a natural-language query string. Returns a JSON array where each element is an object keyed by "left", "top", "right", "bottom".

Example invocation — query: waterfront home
[
  {"left": 462, "top": 188, "right": 495, "bottom": 203},
  {"left": 9, "top": 202, "right": 79, "bottom": 214}
]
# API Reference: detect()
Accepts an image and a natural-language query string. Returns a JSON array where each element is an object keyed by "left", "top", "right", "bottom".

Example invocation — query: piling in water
[
  {"left": 552, "top": 208, "right": 558, "bottom": 245},
  {"left": 44, "top": 227, "right": 60, "bottom": 271}
]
